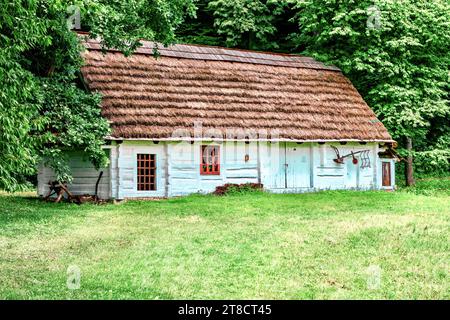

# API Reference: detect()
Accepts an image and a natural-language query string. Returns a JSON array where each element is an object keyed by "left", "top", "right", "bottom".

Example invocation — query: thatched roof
[{"left": 81, "top": 38, "right": 393, "bottom": 142}]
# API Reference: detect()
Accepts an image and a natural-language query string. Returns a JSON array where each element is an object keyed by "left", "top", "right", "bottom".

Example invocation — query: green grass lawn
[{"left": 0, "top": 180, "right": 449, "bottom": 299}]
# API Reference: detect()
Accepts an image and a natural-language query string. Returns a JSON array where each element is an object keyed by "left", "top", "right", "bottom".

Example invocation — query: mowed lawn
[{"left": 0, "top": 181, "right": 448, "bottom": 299}]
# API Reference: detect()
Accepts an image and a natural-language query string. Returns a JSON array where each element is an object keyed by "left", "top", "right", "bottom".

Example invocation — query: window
[
  {"left": 137, "top": 154, "right": 156, "bottom": 191},
  {"left": 200, "top": 145, "right": 220, "bottom": 175}
]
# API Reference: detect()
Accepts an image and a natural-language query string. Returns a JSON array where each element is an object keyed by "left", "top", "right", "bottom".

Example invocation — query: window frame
[
  {"left": 200, "top": 145, "right": 220, "bottom": 175},
  {"left": 136, "top": 153, "right": 157, "bottom": 191}
]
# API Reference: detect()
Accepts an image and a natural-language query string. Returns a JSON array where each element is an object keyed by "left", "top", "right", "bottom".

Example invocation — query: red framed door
[{"left": 382, "top": 162, "right": 391, "bottom": 187}]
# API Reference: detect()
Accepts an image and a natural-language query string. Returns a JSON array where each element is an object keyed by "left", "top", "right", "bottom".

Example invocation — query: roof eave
[{"left": 105, "top": 136, "right": 395, "bottom": 144}]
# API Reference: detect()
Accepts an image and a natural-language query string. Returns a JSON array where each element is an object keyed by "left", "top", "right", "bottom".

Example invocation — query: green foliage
[
  {"left": 175, "top": 1, "right": 224, "bottom": 47},
  {"left": 413, "top": 150, "right": 450, "bottom": 176},
  {"left": 0, "top": 0, "right": 194, "bottom": 191},
  {"left": 207, "top": 0, "right": 278, "bottom": 49},
  {"left": 178, "top": 0, "right": 295, "bottom": 51},
  {"left": 38, "top": 77, "right": 110, "bottom": 183},
  {"left": 396, "top": 148, "right": 450, "bottom": 183},
  {"left": 398, "top": 177, "right": 450, "bottom": 196},
  {"left": 82, "top": 0, "right": 196, "bottom": 55}
]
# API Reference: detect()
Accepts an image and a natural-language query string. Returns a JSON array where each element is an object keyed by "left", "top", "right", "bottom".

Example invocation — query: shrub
[
  {"left": 398, "top": 177, "right": 450, "bottom": 196},
  {"left": 214, "top": 183, "right": 264, "bottom": 196}
]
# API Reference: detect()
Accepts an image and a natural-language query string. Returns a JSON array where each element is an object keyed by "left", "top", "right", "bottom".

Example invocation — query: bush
[
  {"left": 413, "top": 150, "right": 450, "bottom": 176},
  {"left": 395, "top": 149, "right": 450, "bottom": 182},
  {"left": 398, "top": 177, "right": 450, "bottom": 196},
  {"left": 214, "top": 183, "right": 264, "bottom": 196}
]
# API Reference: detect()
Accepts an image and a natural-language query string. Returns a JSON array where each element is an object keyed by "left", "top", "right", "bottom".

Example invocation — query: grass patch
[
  {"left": 0, "top": 180, "right": 448, "bottom": 299},
  {"left": 397, "top": 177, "right": 450, "bottom": 196}
]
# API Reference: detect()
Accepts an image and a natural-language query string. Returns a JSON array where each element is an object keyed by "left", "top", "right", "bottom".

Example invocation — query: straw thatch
[{"left": 81, "top": 38, "right": 392, "bottom": 141}]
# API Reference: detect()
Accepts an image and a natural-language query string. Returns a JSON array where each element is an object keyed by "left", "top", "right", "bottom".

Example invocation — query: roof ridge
[
  {"left": 78, "top": 32, "right": 341, "bottom": 71},
  {"left": 151, "top": 42, "right": 312, "bottom": 59}
]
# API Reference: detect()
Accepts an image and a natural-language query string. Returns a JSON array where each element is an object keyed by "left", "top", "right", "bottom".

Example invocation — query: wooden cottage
[{"left": 38, "top": 38, "right": 396, "bottom": 199}]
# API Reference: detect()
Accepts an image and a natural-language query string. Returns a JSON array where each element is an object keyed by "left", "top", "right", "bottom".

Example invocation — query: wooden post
[
  {"left": 373, "top": 143, "right": 379, "bottom": 189},
  {"left": 164, "top": 142, "right": 170, "bottom": 198},
  {"left": 309, "top": 143, "right": 314, "bottom": 189},
  {"left": 405, "top": 137, "right": 415, "bottom": 186},
  {"left": 257, "top": 141, "right": 262, "bottom": 185}
]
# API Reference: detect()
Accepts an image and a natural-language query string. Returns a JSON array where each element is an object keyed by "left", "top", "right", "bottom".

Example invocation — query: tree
[
  {"left": 176, "top": 0, "right": 224, "bottom": 47},
  {"left": 0, "top": 0, "right": 195, "bottom": 191},
  {"left": 290, "top": 0, "right": 450, "bottom": 182},
  {"left": 177, "top": 0, "right": 294, "bottom": 51},
  {"left": 207, "top": 0, "right": 278, "bottom": 49}
]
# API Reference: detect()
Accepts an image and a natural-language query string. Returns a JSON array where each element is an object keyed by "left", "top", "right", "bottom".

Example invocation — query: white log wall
[
  {"left": 37, "top": 150, "right": 111, "bottom": 199},
  {"left": 37, "top": 141, "right": 393, "bottom": 199}
]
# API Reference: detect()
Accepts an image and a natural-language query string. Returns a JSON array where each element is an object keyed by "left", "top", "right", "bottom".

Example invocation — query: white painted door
[
  {"left": 345, "top": 156, "right": 359, "bottom": 188},
  {"left": 269, "top": 143, "right": 310, "bottom": 189},
  {"left": 270, "top": 142, "right": 287, "bottom": 189},
  {"left": 286, "top": 145, "right": 310, "bottom": 188}
]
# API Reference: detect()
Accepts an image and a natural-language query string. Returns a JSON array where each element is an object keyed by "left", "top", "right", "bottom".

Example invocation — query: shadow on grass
[{"left": 0, "top": 194, "right": 91, "bottom": 225}]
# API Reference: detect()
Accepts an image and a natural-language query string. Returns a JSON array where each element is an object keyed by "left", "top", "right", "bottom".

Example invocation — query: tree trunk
[
  {"left": 405, "top": 137, "right": 415, "bottom": 186},
  {"left": 248, "top": 31, "right": 255, "bottom": 50}
]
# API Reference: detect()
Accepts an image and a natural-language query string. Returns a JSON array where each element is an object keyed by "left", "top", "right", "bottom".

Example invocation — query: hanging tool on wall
[
  {"left": 350, "top": 151, "right": 358, "bottom": 165},
  {"left": 331, "top": 146, "right": 371, "bottom": 168},
  {"left": 360, "top": 150, "right": 371, "bottom": 169}
]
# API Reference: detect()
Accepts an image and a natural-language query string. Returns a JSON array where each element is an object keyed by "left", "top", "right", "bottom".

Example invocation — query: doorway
[
  {"left": 345, "top": 155, "right": 360, "bottom": 188},
  {"left": 382, "top": 161, "right": 392, "bottom": 187},
  {"left": 271, "top": 143, "right": 310, "bottom": 189}
]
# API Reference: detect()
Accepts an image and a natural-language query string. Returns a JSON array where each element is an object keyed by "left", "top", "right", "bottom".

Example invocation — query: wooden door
[
  {"left": 382, "top": 162, "right": 391, "bottom": 187},
  {"left": 345, "top": 156, "right": 359, "bottom": 188},
  {"left": 286, "top": 145, "right": 310, "bottom": 188},
  {"left": 269, "top": 142, "right": 287, "bottom": 189}
]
